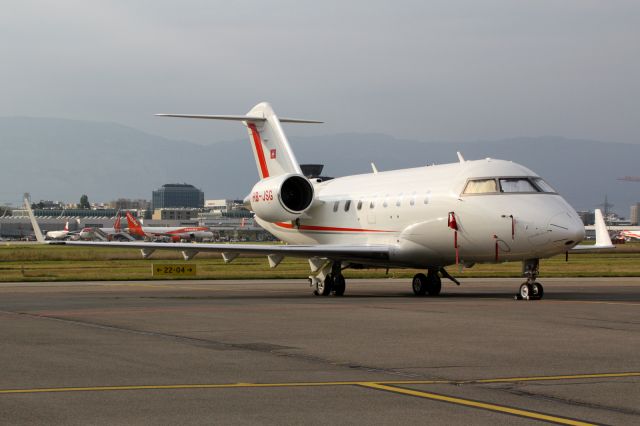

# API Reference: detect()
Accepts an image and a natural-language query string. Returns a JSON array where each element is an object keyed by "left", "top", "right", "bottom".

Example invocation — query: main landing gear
[
  {"left": 310, "top": 261, "right": 346, "bottom": 296},
  {"left": 516, "top": 258, "right": 544, "bottom": 300},
  {"left": 412, "top": 269, "right": 442, "bottom": 296}
]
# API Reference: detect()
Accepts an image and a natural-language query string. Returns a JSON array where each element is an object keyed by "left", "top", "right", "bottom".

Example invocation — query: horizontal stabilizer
[{"left": 155, "top": 114, "right": 323, "bottom": 124}]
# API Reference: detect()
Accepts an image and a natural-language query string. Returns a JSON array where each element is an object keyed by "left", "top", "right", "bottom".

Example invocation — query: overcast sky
[{"left": 1, "top": 0, "right": 639, "bottom": 145}]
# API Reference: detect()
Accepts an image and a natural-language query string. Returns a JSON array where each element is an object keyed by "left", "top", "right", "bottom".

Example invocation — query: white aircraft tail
[
  {"left": 157, "top": 102, "right": 322, "bottom": 180},
  {"left": 593, "top": 209, "right": 614, "bottom": 248}
]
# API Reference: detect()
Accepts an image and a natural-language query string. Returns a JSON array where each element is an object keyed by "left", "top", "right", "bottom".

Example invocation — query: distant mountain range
[{"left": 2, "top": 117, "right": 638, "bottom": 216}]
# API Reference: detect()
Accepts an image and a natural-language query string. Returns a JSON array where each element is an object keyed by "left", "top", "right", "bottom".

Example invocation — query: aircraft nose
[{"left": 548, "top": 211, "right": 585, "bottom": 248}]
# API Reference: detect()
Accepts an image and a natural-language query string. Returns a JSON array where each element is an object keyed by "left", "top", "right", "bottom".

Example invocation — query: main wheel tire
[
  {"left": 317, "top": 274, "right": 333, "bottom": 296},
  {"left": 332, "top": 274, "right": 346, "bottom": 296},
  {"left": 426, "top": 272, "right": 442, "bottom": 296},
  {"left": 532, "top": 282, "right": 544, "bottom": 300},
  {"left": 412, "top": 273, "right": 428, "bottom": 296},
  {"left": 519, "top": 283, "right": 532, "bottom": 300}
]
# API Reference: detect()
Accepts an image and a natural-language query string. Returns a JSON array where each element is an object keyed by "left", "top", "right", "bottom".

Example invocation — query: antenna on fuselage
[
  {"left": 371, "top": 163, "right": 379, "bottom": 174},
  {"left": 457, "top": 152, "right": 465, "bottom": 163}
]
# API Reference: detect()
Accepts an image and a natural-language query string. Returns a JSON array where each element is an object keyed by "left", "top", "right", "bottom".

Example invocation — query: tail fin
[
  {"left": 125, "top": 212, "right": 144, "bottom": 236},
  {"left": 243, "top": 102, "right": 303, "bottom": 179},
  {"left": 114, "top": 211, "right": 122, "bottom": 233},
  {"left": 156, "top": 102, "right": 322, "bottom": 180}
]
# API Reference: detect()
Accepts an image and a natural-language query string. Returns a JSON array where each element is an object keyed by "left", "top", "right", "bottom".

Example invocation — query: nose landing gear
[{"left": 517, "top": 259, "right": 544, "bottom": 300}]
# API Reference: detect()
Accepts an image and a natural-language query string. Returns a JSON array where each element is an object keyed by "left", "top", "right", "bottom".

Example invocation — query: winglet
[
  {"left": 570, "top": 208, "right": 614, "bottom": 251},
  {"left": 23, "top": 193, "right": 45, "bottom": 243},
  {"left": 593, "top": 208, "right": 614, "bottom": 248}
]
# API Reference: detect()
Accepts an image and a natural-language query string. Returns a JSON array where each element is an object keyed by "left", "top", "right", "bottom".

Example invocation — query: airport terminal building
[{"left": 152, "top": 184, "right": 204, "bottom": 210}]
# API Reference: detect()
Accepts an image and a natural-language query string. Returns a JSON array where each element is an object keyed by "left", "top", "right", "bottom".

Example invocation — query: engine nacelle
[{"left": 250, "top": 174, "right": 314, "bottom": 222}]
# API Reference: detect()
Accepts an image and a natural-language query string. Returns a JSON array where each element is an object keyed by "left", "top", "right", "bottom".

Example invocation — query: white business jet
[
  {"left": 25, "top": 102, "right": 613, "bottom": 300},
  {"left": 45, "top": 221, "right": 71, "bottom": 240}
]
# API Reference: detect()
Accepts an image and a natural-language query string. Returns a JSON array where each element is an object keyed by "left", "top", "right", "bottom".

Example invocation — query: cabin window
[
  {"left": 370, "top": 198, "right": 376, "bottom": 209},
  {"left": 463, "top": 179, "right": 498, "bottom": 194},
  {"left": 532, "top": 178, "right": 556, "bottom": 193},
  {"left": 333, "top": 201, "right": 340, "bottom": 212},
  {"left": 410, "top": 193, "right": 415, "bottom": 206},
  {"left": 383, "top": 195, "right": 389, "bottom": 208},
  {"left": 499, "top": 178, "right": 538, "bottom": 193},
  {"left": 344, "top": 200, "right": 351, "bottom": 211},
  {"left": 396, "top": 193, "right": 402, "bottom": 207},
  {"left": 424, "top": 191, "right": 431, "bottom": 204},
  {"left": 357, "top": 200, "right": 363, "bottom": 210}
]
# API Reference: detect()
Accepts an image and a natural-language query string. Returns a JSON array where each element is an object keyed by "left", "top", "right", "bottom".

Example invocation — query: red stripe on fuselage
[
  {"left": 248, "top": 123, "right": 269, "bottom": 179},
  {"left": 274, "top": 222, "right": 392, "bottom": 233},
  {"left": 166, "top": 227, "right": 209, "bottom": 235}
]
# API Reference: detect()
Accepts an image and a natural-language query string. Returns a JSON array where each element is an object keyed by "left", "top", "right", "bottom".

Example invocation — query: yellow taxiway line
[
  {"left": 360, "top": 383, "right": 595, "bottom": 426},
  {"left": 1, "top": 371, "right": 637, "bottom": 395},
  {"left": 3, "top": 372, "right": 637, "bottom": 424}
]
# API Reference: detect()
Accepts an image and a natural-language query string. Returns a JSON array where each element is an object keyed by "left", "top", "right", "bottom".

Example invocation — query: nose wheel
[
  {"left": 518, "top": 282, "right": 544, "bottom": 300},
  {"left": 516, "top": 259, "right": 544, "bottom": 300}
]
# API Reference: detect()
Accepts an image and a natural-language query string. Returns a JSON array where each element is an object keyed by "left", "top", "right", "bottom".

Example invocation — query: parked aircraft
[
  {"left": 45, "top": 221, "right": 81, "bottom": 240},
  {"left": 124, "top": 212, "right": 214, "bottom": 242},
  {"left": 26, "top": 102, "right": 613, "bottom": 300},
  {"left": 618, "top": 230, "right": 640, "bottom": 241},
  {"left": 78, "top": 211, "right": 134, "bottom": 241}
]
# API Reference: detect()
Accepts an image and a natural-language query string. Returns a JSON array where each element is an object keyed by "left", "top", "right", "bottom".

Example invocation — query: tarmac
[{"left": 0, "top": 277, "right": 638, "bottom": 425}]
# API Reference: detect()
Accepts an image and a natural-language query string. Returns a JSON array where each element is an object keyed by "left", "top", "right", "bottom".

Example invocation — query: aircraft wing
[
  {"left": 22, "top": 195, "right": 390, "bottom": 263},
  {"left": 45, "top": 240, "right": 391, "bottom": 263},
  {"left": 570, "top": 209, "right": 615, "bottom": 251}
]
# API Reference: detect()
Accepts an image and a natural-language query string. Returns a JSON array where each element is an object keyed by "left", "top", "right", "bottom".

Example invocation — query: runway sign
[{"left": 152, "top": 264, "right": 197, "bottom": 277}]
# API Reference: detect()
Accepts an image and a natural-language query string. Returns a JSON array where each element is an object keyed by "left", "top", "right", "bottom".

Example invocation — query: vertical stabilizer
[
  {"left": 244, "top": 102, "right": 302, "bottom": 180},
  {"left": 114, "top": 211, "right": 122, "bottom": 233},
  {"left": 125, "top": 212, "right": 145, "bottom": 237}
]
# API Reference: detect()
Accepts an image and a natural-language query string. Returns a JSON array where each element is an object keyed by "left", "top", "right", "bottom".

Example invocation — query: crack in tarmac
[
  {"left": 567, "top": 316, "right": 640, "bottom": 326},
  {"left": 493, "top": 383, "right": 640, "bottom": 417},
  {"left": 2, "top": 309, "right": 446, "bottom": 381}
]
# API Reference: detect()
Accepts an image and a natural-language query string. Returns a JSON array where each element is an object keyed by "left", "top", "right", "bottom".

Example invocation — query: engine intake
[{"left": 250, "top": 174, "right": 314, "bottom": 222}]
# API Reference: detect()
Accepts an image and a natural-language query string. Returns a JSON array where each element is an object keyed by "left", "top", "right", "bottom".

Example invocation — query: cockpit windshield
[
  {"left": 499, "top": 178, "right": 537, "bottom": 193},
  {"left": 463, "top": 179, "right": 497, "bottom": 194},
  {"left": 462, "top": 177, "right": 557, "bottom": 195},
  {"left": 532, "top": 178, "right": 556, "bottom": 193}
]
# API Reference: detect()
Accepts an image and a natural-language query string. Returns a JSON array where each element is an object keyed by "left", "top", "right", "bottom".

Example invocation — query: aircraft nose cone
[{"left": 548, "top": 212, "right": 585, "bottom": 247}]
